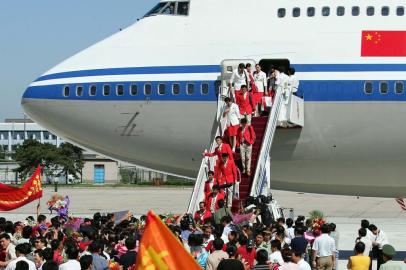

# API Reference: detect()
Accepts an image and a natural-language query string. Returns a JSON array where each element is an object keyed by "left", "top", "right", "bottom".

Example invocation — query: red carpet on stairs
[{"left": 232, "top": 116, "right": 268, "bottom": 212}]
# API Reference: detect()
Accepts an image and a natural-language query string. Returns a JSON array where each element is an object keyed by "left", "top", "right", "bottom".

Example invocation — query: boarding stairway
[{"left": 188, "top": 68, "right": 304, "bottom": 216}]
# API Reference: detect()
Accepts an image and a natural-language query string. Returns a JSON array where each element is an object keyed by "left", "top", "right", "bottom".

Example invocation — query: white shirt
[
  {"left": 230, "top": 69, "right": 248, "bottom": 90},
  {"left": 367, "top": 229, "right": 375, "bottom": 242},
  {"left": 225, "top": 103, "right": 241, "bottom": 126},
  {"left": 275, "top": 71, "right": 289, "bottom": 88},
  {"left": 360, "top": 236, "right": 372, "bottom": 256},
  {"left": 288, "top": 74, "right": 300, "bottom": 93},
  {"left": 375, "top": 230, "right": 388, "bottom": 249},
  {"left": 286, "top": 227, "right": 295, "bottom": 240},
  {"left": 5, "top": 257, "right": 36, "bottom": 270},
  {"left": 59, "top": 259, "right": 81, "bottom": 270},
  {"left": 221, "top": 224, "right": 233, "bottom": 244},
  {"left": 298, "top": 259, "right": 311, "bottom": 270},
  {"left": 269, "top": 251, "right": 284, "bottom": 265},
  {"left": 254, "top": 71, "right": 267, "bottom": 92},
  {"left": 312, "top": 233, "right": 336, "bottom": 257}
]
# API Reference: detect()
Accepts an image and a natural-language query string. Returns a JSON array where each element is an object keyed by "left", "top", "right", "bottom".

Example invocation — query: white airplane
[{"left": 22, "top": 0, "right": 406, "bottom": 198}]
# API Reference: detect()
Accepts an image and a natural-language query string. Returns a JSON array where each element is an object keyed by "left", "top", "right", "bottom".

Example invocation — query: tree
[
  {"left": 57, "top": 142, "right": 84, "bottom": 183},
  {"left": 12, "top": 139, "right": 59, "bottom": 180}
]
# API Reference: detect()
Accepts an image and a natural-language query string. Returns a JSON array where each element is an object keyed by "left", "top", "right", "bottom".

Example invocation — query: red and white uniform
[
  {"left": 218, "top": 159, "right": 238, "bottom": 185},
  {"left": 194, "top": 209, "right": 212, "bottom": 224},
  {"left": 206, "top": 191, "right": 225, "bottom": 212},
  {"left": 236, "top": 91, "right": 254, "bottom": 115},
  {"left": 204, "top": 143, "right": 234, "bottom": 161},
  {"left": 237, "top": 125, "right": 256, "bottom": 146}
]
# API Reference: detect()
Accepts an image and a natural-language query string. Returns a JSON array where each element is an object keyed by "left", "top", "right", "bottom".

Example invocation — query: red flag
[
  {"left": 135, "top": 211, "right": 201, "bottom": 270},
  {"left": 395, "top": 197, "right": 406, "bottom": 211},
  {"left": 361, "top": 31, "right": 406, "bottom": 57},
  {"left": 0, "top": 166, "right": 43, "bottom": 211}
]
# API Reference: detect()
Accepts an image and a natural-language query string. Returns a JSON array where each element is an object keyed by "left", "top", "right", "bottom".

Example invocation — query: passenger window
[
  {"left": 367, "top": 6, "right": 375, "bottom": 16},
  {"left": 177, "top": 2, "right": 189, "bottom": 15},
  {"left": 103, "top": 85, "right": 111, "bottom": 96},
  {"left": 382, "top": 6, "right": 390, "bottom": 16},
  {"left": 63, "top": 86, "right": 70, "bottom": 97},
  {"left": 307, "top": 7, "right": 315, "bottom": 17},
  {"left": 397, "top": 6, "right": 405, "bottom": 16},
  {"left": 76, "top": 86, "right": 83, "bottom": 97},
  {"left": 352, "top": 6, "right": 360, "bottom": 16},
  {"left": 337, "top": 6, "right": 345, "bottom": 16},
  {"left": 364, "top": 82, "right": 373, "bottom": 94},
  {"left": 89, "top": 85, "right": 97, "bottom": 96},
  {"left": 380, "top": 82, "right": 388, "bottom": 94},
  {"left": 144, "top": 2, "right": 167, "bottom": 17},
  {"left": 116, "top": 85, "right": 124, "bottom": 96},
  {"left": 278, "top": 8, "right": 286, "bottom": 18},
  {"left": 187, "top": 83, "right": 195, "bottom": 95},
  {"left": 172, "top": 84, "right": 180, "bottom": 95},
  {"left": 158, "top": 84, "right": 166, "bottom": 95},
  {"left": 395, "top": 82, "right": 404, "bottom": 94},
  {"left": 293, "top": 7, "right": 301, "bottom": 17},
  {"left": 130, "top": 84, "right": 138, "bottom": 96},
  {"left": 201, "top": 83, "right": 209, "bottom": 95},
  {"left": 144, "top": 84, "right": 152, "bottom": 96},
  {"left": 322, "top": 7, "right": 330, "bottom": 16}
]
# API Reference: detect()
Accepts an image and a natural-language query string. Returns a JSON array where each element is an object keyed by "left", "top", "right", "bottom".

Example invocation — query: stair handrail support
[
  {"left": 187, "top": 91, "right": 228, "bottom": 214},
  {"left": 250, "top": 85, "right": 284, "bottom": 198}
]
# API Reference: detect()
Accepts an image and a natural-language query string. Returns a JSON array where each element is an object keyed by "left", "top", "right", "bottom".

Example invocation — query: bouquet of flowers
[
  {"left": 109, "top": 259, "right": 121, "bottom": 270},
  {"left": 47, "top": 194, "right": 70, "bottom": 218},
  {"left": 309, "top": 210, "right": 326, "bottom": 236}
]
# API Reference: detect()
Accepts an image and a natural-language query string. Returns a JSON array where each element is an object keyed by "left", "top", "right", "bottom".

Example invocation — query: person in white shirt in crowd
[
  {"left": 357, "top": 228, "right": 373, "bottom": 257},
  {"left": 221, "top": 216, "right": 234, "bottom": 244},
  {"left": 312, "top": 224, "right": 336, "bottom": 270},
  {"left": 329, "top": 223, "right": 339, "bottom": 270},
  {"left": 5, "top": 243, "right": 36, "bottom": 270},
  {"left": 292, "top": 251, "right": 311, "bottom": 270},
  {"left": 269, "top": 240, "right": 284, "bottom": 266},
  {"left": 288, "top": 67, "right": 300, "bottom": 95},
  {"left": 0, "top": 233, "right": 17, "bottom": 269},
  {"left": 370, "top": 224, "right": 389, "bottom": 270},
  {"left": 253, "top": 64, "right": 267, "bottom": 115},
  {"left": 59, "top": 246, "right": 81, "bottom": 270},
  {"left": 285, "top": 218, "right": 295, "bottom": 241},
  {"left": 361, "top": 220, "right": 375, "bottom": 243},
  {"left": 229, "top": 63, "right": 249, "bottom": 98},
  {"left": 223, "top": 97, "right": 241, "bottom": 152}
]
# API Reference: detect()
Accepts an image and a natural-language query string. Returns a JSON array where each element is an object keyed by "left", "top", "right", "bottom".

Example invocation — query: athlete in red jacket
[{"left": 237, "top": 118, "right": 256, "bottom": 176}]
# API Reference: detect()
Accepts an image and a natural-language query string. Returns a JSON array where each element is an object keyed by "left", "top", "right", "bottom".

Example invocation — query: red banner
[
  {"left": 0, "top": 166, "right": 43, "bottom": 211},
  {"left": 361, "top": 31, "right": 406, "bottom": 57}
]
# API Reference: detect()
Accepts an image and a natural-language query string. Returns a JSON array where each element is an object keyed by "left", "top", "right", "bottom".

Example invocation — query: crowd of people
[{"left": 0, "top": 209, "right": 405, "bottom": 270}]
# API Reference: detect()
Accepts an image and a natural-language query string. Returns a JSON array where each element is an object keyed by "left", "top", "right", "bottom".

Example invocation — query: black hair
[
  {"left": 240, "top": 118, "right": 247, "bottom": 124},
  {"left": 271, "top": 240, "right": 282, "bottom": 251},
  {"left": 238, "top": 63, "right": 245, "bottom": 69},
  {"left": 320, "top": 224, "right": 330, "bottom": 234},
  {"left": 221, "top": 153, "right": 229, "bottom": 158},
  {"left": 208, "top": 171, "right": 214, "bottom": 176},
  {"left": 42, "top": 261, "right": 58, "bottom": 270},
  {"left": 220, "top": 216, "right": 232, "bottom": 224},
  {"left": 15, "top": 261, "right": 29, "bottom": 270},
  {"left": 294, "top": 226, "right": 306, "bottom": 236},
  {"left": 226, "top": 245, "right": 238, "bottom": 257},
  {"left": 22, "top": 226, "right": 32, "bottom": 239},
  {"left": 125, "top": 237, "right": 136, "bottom": 250},
  {"left": 277, "top": 66, "right": 286, "bottom": 73},
  {"left": 80, "top": 255, "right": 93, "bottom": 270},
  {"left": 0, "top": 233, "right": 10, "bottom": 240},
  {"left": 16, "top": 243, "right": 32, "bottom": 255},
  {"left": 293, "top": 251, "right": 303, "bottom": 258},
  {"left": 224, "top": 97, "right": 231, "bottom": 103},
  {"left": 256, "top": 249, "right": 269, "bottom": 263},
  {"left": 358, "top": 228, "right": 367, "bottom": 237},
  {"left": 88, "top": 241, "right": 102, "bottom": 253},
  {"left": 213, "top": 238, "right": 224, "bottom": 250},
  {"left": 215, "top": 136, "right": 222, "bottom": 141},
  {"left": 286, "top": 218, "right": 294, "bottom": 228},
  {"left": 41, "top": 248, "right": 54, "bottom": 261},
  {"left": 246, "top": 63, "right": 252, "bottom": 68},
  {"left": 282, "top": 248, "right": 293, "bottom": 262},
  {"left": 289, "top": 67, "right": 296, "bottom": 75},
  {"left": 369, "top": 224, "right": 377, "bottom": 231},
  {"left": 65, "top": 245, "right": 79, "bottom": 260},
  {"left": 361, "top": 219, "right": 370, "bottom": 229},
  {"left": 37, "top": 214, "right": 46, "bottom": 223},
  {"left": 50, "top": 239, "right": 60, "bottom": 251},
  {"left": 354, "top": 242, "right": 365, "bottom": 254},
  {"left": 330, "top": 223, "right": 336, "bottom": 231},
  {"left": 240, "top": 85, "right": 248, "bottom": 89}
]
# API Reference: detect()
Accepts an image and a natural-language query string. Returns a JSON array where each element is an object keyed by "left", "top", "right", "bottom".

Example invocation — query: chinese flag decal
[{"left": 361, "top": 31, "right": 406, "bottom": 57}]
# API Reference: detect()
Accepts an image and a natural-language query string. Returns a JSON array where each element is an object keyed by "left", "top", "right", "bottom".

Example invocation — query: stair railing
[
  {"left": 250, "top": 85, "right": 284, "bottom": 197},
  {"left": 187, "top": 90, "right": 229, "bottom": 214}
]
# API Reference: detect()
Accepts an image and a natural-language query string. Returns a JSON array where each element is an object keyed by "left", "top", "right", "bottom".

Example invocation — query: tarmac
[{"left": 1, "top": 187, "right": 405, "bottom": 265}]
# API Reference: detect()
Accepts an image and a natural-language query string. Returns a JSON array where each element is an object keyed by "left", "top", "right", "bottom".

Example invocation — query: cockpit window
[{"left": 144, "top": 1, "right": 189, "bottom": 17}]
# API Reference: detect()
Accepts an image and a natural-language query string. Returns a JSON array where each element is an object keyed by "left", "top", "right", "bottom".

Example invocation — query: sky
[{"left": 0, "top": 0, "right": 160, "bottom": 120}]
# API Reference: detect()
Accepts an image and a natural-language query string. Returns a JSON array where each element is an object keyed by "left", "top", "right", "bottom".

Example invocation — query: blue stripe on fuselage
[
  {"left": 23, "top": 80, "right": 406, "bottom": 102},
  {"left": 35, "top": 64, "right": 406, "bottom": 82}
]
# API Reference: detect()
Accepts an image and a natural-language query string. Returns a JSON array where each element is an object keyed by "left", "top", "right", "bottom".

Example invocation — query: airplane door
[{"left": 221, "top": 59, "right": 256, "bottom": 97}]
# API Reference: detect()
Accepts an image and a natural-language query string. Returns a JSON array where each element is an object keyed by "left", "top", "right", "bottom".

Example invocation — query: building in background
[{"left": 0, "top": 118, "right": 172, "bottom": 185}]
